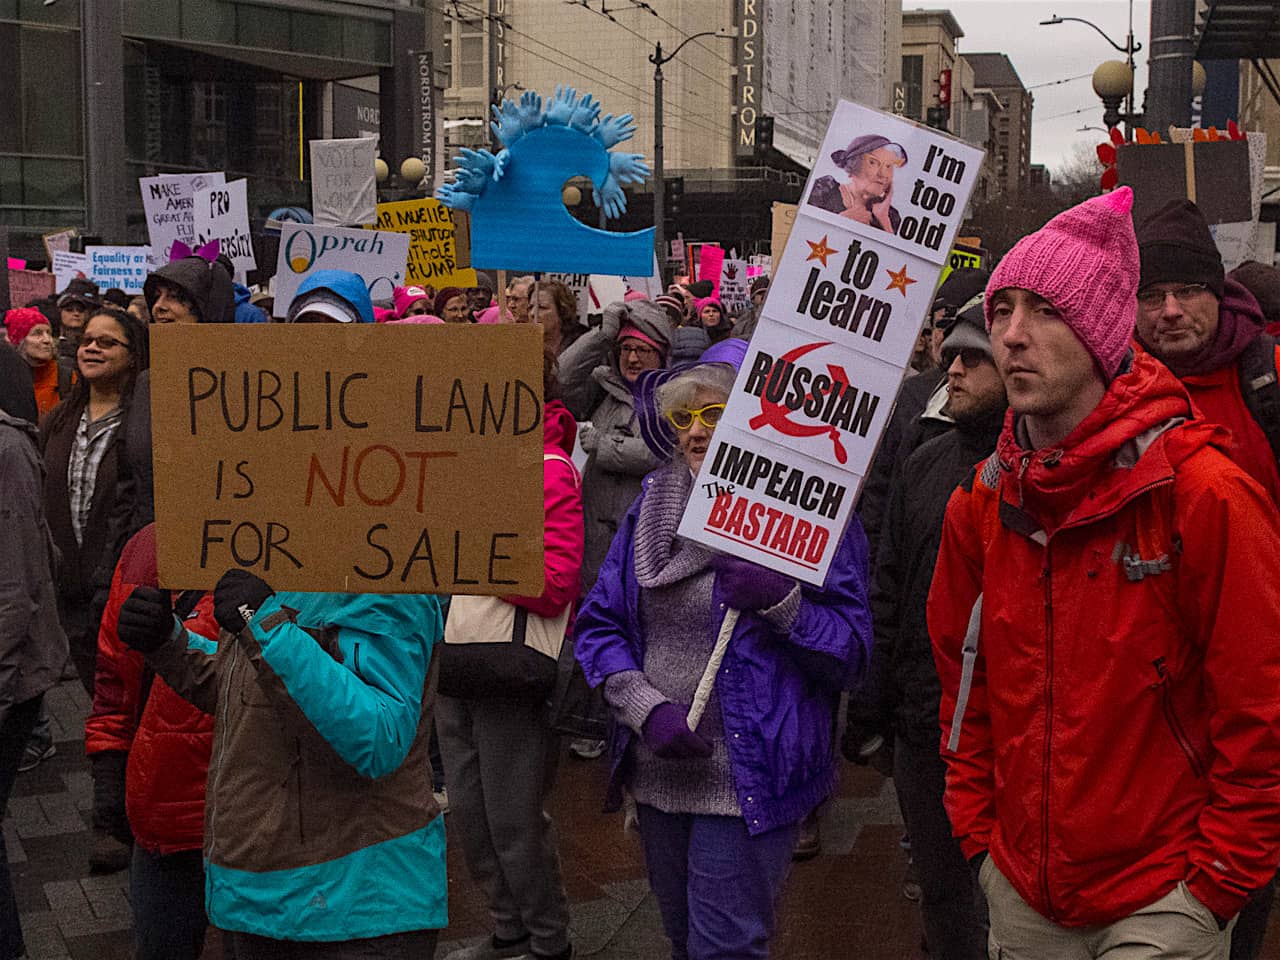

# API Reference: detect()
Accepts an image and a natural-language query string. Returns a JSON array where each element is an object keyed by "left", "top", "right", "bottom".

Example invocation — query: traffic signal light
[
  {"left": 938, "top": 69, "right": 952, "bottom": 107},
  {"left": 755, "top": 115, "right": 774, "bottom": 153},
  {"left": 665, "top": 176, "right": 684, "bottom": 220}
]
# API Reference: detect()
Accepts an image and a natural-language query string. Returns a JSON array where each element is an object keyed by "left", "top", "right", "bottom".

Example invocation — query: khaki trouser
[{"left": 979, "top": 857, "right": 1236, "bottom": 960}]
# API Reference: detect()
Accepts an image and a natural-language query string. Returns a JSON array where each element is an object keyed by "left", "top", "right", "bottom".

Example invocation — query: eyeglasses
[
  {"left": 942, "top": 347, "right": 990, "bottom": 370},
  {"left": 616, "top": 343, "right": 659, "bottom": 359},
  {"left": 1137, "top": 283, "right": 1211, "bottom": 311},
  {"left": 667, "top": 403, "right": 725, "bottom": 431},
  {"left": 79, "top": 334, "right": 126, "bottom": 350}
]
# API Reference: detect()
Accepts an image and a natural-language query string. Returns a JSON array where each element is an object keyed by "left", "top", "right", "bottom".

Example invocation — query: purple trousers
[{"left": 636, "top": 805, "right": 798, "bottom": 960}]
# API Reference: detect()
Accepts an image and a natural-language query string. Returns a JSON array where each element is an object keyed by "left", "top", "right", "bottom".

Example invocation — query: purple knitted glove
[
  {"left": 642, "top": 703, "right": 713, "bottom": 759},
  {"left": 712, "top": 554, "right": 795, "bottom": 611}
]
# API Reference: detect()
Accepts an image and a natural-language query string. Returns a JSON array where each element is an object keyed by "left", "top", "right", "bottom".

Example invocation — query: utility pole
[
  {"left": 82, "top": 0, "right": 127, "bottom": 241},
  {"left": 1145, "top": 0, "right": 1195, "bottom": 136},
  {"left": 651, "top": 42, "right": 666, "bottom": 282}
]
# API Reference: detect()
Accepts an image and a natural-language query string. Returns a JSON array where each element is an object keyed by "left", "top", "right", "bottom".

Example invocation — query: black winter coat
[{"left": 865, "top": 409, "right": 1003, "bottom": 745}]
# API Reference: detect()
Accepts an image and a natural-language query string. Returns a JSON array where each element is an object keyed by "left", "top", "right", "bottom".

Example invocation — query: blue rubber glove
[
  {"left": 642, "top": 703, "right": 712, "bottom": 759},
  {"left": 712, "top": 554, "right": 795, "bottom": 611}
]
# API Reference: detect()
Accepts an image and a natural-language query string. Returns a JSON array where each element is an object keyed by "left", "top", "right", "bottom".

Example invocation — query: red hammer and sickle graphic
[{"left": 748, "top": 341, "right": 850, "bottom": 464}]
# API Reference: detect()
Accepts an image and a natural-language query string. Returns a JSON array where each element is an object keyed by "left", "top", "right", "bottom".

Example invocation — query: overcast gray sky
[{"left": 936, "top": 1, "right": 1151, "bottom": 171}]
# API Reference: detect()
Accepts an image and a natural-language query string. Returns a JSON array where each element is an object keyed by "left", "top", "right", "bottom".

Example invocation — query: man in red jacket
[
  {"left": 1135, "top": 200, "right": 1280, "bottom": 508},
  {"left": 929, "top": 187, "right": 1280, "bottom": 959}
]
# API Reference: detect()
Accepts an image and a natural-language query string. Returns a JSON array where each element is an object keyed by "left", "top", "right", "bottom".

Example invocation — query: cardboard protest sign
[
  {"left": 273, "top": 223, "right": 411, "bottom": 317},
  {"left": 719, "top": 259, "right": 750, "bottom": 314},
  {"left": 194, "top": 179, "right": 257, "bottom": 278},
  {"left": 680, "top": 100, "right": 982, "bottom": 585},
  {"left": 801, "top": 101, "right": 983, "bottom": 265},
  {"left": 52, "top": 251, "right": 89, "bottom": 292},
  {"left": 42, "top": 228, "right": 76, "bottom": 263},
  {"left": 1115, "top": 139, "right": 1250, "bottom": 227},
  {"left": 937, "top": 243, "right": 986, "bottom": 288},
  {"left": 771, "top": 203, "right": 798, "bottom": 261},
  {"left": 310, "top": 138, "right": 378, "bottom": 227},
  {"left": 715, "top": 321, "right": 902, "bottom": 477},
  {"left": 698, "top": 245, "right": 725, "bottom": 293},
  {"left": 762, "top": 219, "right": 938, "bottom": 370},
  {"left": 86, "top": 246, "right": 153, "bottom": 294},
  {"left": 149, "top": 323, "right": 547, "bottom": 594},
  {"left": 140, "top": 172, "right": 227, "bottom": 261},
  {"left": 370, "top": 198, "right": 476, "bottom": 289},
  {"left": 677, "top": 424, "right": 861, "bottom": 584},
  {"left": 8, "top": 269, "right": 55, "bottom": 308}
]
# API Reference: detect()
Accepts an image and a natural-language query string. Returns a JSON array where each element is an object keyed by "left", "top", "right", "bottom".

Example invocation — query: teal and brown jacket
[{"left": 147, "top": 589, "right": 446, "bottom": 941}]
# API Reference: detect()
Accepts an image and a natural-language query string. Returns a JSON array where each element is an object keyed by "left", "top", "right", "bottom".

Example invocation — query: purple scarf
[{"left": 1157, "top": 278, "right": 1265, "bottom": 377}]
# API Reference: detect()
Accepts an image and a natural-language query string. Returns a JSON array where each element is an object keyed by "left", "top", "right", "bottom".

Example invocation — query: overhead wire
[{"left": 430, "top": 0, "right": 729, "bottom": 138}]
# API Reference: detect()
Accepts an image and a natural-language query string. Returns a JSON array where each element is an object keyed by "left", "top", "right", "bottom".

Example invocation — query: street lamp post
[
  {"left": 650, "top": 28, "right": 735, "bottom": 280},
  {"left": 1042, "top": 12, "right": 1142, "bottom": 139}
]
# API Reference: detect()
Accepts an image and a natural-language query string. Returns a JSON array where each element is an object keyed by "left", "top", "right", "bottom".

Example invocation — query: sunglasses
[
  {"left": 942, "top": 347, "right": 990, "bottom": 370},
  {"left": 666, "top": 403, "right": 725, "bottom": 431},
  {"left": 79, "top": 334, "right": 127, "bottom": 350}
]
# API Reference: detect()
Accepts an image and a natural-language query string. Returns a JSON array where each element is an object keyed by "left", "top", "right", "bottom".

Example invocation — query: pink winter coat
[{"left": 501, "top": 399, "right": 584, "bottom": 628}]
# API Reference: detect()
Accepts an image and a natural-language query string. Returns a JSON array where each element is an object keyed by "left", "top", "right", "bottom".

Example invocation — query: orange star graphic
[
  {"left": 885, "top": 265, "right": 917, "bottom": 297},
  {"left": 805, "top": 235, "right": 838, "bottom": 268}
]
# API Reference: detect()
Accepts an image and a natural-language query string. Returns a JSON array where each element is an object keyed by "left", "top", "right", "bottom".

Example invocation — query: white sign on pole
[
  {"left": 545, "top": 273, "right": 592, "bottom": 319},
  {"left": 1210, "top": 132, "right": 1268, "bottom": 272},
  {"left": 622, "top": 254, "right": 664, "bottom": 299},
  {"left": 139, "top": 172, "right": 227, "bottom": 262},
  {"left": 273, "top": 223, "right": 411, "bottom": 317},
  {"left": 86, "top": 246, "right": 154, "bottom": 295},
  {"left": 52, "top": 251, "right": 90, "bottom": 292},
  {"left": 310, "top": 137, "right": 378, "bottom": 227},
  {"left": 763, "top": 218, "right": 937, "bottom": 370},
  {"left": 719, "top": 258, "right": 750, "bottom": 314},
  {"left": 679, "top": 100, "right": 983, "bottom": 585},
  {"left": 193, "top": 178, "right": 257, "bottom": 279}
]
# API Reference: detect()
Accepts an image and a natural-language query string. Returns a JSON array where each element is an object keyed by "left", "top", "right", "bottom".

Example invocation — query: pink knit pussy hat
[{"left": 985, "top": 186, "right": 1139, "bottom": 378}]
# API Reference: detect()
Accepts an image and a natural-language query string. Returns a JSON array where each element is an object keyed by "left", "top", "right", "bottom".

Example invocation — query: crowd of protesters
[{"left": 2, "top": 186, "right": 1280, "bottom": 960}]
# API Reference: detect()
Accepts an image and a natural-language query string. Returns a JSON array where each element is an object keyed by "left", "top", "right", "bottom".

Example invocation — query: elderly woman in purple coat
[
  {"left": 809, "top": 133, "right": 909, "bottom": 233},
  {"left": 574, "top": 341, "right": 872, "bottom": 960}
]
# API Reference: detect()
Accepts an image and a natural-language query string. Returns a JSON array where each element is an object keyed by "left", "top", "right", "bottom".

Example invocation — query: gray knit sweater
[{"left": 603, "top": 462, "right": 741, "bottom": 816}]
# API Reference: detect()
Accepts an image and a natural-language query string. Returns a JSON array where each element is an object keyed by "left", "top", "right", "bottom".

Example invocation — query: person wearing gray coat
[
  {"left": 558, "top": 300, "right": 674, "bottom": 593},
  {"left": 0, "top": 349, "right": 69, "bottom": 959}
]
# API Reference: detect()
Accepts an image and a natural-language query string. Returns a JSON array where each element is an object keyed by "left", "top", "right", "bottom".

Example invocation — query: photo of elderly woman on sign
[{"left": 808, "top": 134, "right": 908, "bottom": 233}]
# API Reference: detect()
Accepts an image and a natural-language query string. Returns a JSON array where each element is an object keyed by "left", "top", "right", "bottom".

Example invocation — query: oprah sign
[{"left": 149, "top": 324, "right": 546, "bottom": 595}]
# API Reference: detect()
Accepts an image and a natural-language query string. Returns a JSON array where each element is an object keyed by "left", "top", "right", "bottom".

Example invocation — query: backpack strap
[
  {"left": 946, "top": 458, "right": 1001, "bottom": 752},
  {"left": 1238, "top": 333, "right": 1280, "bottom": 465}
]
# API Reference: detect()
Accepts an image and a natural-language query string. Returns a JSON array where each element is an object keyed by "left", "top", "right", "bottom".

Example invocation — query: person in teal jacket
[{"left": 115, "top": 571, "right": 447, "bottom": 959}]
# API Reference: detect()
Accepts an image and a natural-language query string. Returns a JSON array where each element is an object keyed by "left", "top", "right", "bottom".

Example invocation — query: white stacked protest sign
[
  {"left": 310, "top": 138, "right": 378, "bottom": 227},
  {"left": 139, "top": 172, "right": 226, "bottom": 262},
  {"left": 193, "top": 178, "right": 257, "bottom": 279},
  {"left": 678, "top": 100, "right": 983, "bottom": 585}
]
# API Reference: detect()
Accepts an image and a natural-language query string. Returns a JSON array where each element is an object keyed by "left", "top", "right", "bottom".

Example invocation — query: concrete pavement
[{"left": 8, "top": 679, "right": 1277, "bottom": 958}]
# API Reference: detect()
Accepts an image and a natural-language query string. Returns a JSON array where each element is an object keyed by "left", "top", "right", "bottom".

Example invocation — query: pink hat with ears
[
  {"left": 624, "top": 289, "right": 648, "bottom": 302},
  {"left": 985, "top": 186, "right": 1139, "bottom": 378},
  {"left": 393, "top": 285, "right": 432, "bottom": 318},
  {"left": 387, "top": 313, "right": 444, "bottom": 325}
]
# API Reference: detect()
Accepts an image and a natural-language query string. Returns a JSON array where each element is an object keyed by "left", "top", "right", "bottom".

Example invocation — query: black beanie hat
[
  {"left": 1135, "top": 199, "right": 1225, "bottom": 299},
  {"left": 1230, "top": 260, "right": 1280, "bottom": 323}
]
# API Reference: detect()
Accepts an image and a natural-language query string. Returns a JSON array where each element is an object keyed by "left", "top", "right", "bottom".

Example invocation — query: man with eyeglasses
[
  {"left": 858, "top": 298, "right": 1005, "bottom": 959},
  {"left": 1136, "top": 199, "right": 1280, "bottom": 511}
]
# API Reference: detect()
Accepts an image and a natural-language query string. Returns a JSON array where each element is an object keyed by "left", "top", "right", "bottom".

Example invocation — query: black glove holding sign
[
  {"left": 212, "top": 569, "right": 275, "bottom": 635},
  {"left": 116, "top": 587, "right": 177, "bottom": 653}
]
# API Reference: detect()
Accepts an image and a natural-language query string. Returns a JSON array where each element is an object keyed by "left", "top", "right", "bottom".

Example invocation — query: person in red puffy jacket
[
  {"left": 85, "top": 524, "right": 217, "bottom": 960},
  {"left": 929, "top": 188, "right": 1280, "bottom": 959}
]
